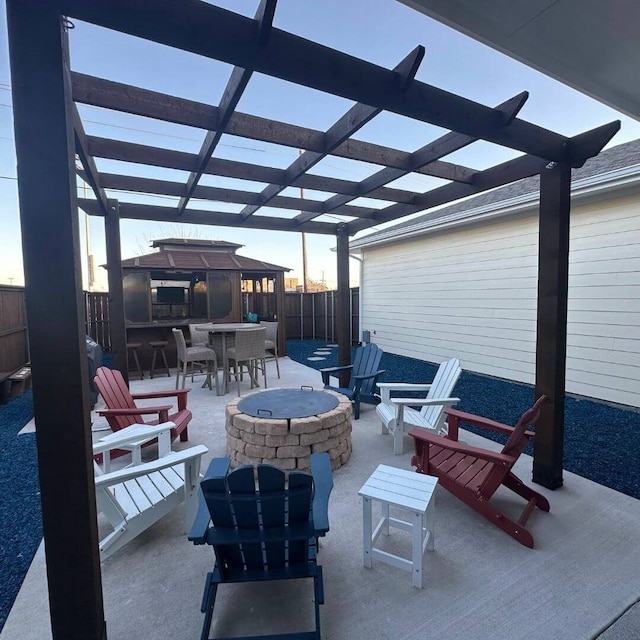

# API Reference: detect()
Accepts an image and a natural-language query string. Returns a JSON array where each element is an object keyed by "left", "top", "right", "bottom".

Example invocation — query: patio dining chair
[
  {"left": 260, "top": 320, "right": 280, "bottom": 378},
  {"left": 173, "top": 328, "right": 219, "bottom": 394},
  {"left": 225, "top": 326, "right": 267, "bottom": 396}
]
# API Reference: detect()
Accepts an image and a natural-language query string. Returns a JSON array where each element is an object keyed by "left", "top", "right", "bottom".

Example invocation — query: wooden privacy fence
[
  {"left": 85, "top": 292, "right": 111, "bottom": 351},
  {"left": 0, "top": 285, "right": 30, "bottom": 374},
  {"left": 284, "top": 288, "right": 360, "bottom": 343},
  {"left": 0, "top": 289, "right": 360, "bottom": 362}
]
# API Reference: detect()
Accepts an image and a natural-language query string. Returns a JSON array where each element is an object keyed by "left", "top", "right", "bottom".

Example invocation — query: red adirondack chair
[
  {"left": 409, "top": 396, "right": 549, "bottom": 548},
  {"left": 94, "top": 366, "right": 192, "bottom": 449}
]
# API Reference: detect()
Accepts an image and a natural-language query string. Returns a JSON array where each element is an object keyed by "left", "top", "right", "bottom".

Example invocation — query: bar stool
[
  {"left": 149, "top": 340, "right": 170, "bottom": 378},
  {"left": 126, "top": 342, "right": 144, "bottom": 380}
]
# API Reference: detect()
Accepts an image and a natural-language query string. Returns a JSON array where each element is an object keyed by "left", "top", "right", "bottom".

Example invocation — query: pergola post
[
  {"left": 336, "top": 224, "right": 351, "bottom": 388},
  {"left": 533, "top": 161, "right": 572, "bottom": 490},
  {"left": 6, "top": 2, "right": 106, "bottom": 638},
  {"left": 104, "top": 199, "right": 128, "bottom": 382}
]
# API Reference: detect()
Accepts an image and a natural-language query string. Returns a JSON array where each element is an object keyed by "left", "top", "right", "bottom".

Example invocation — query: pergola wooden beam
[
  {"left": 176, "top": 0, "right": 277, "bottom": 215},
  {"left": 296, "top": 92, "right": 529, "bottom": 225},
  {"left": 92, "top": 172, "right": 380, "bottom": 218},
  {"left": 73, "top": 107, "right": 109, "bottom": 216},
  {"left": 71, "top": 73, "right": 476, "bottom": 184},
  {"left": 61, "top": 0, "right": 590, "bottom": 164},
  {"left": 77, "top": 198, "right": 340, "bottom": 234},
  {"left": 238, "top": 46, "right": 425, "bottom": 220},
  {"left": 85, "top": 136, "right": 423, "bottom": 203}
]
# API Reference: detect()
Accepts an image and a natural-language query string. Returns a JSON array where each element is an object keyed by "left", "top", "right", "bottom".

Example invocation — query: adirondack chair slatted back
[
  {"left": 201, "top": 465, "right": 314, "bottom": 579},
  {"left": 501, "top": 394, "right": 546, "bottom": 458},
  {"left": 421, "top": 357, "right": 461, "bottom": 426},
  {"left": 476, "top": 395, "right": 547, "bottom": 497},
  {"left": 350, "top": 343, "right": 383, "bottom": 396},
  {"left": 94, "top": 367, "right": 138, "bottom": 431}
]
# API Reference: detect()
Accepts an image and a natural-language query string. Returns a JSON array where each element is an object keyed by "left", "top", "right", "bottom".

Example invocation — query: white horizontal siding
[{"left": 361, "top": 193, "right": 640, "bottom": 408}]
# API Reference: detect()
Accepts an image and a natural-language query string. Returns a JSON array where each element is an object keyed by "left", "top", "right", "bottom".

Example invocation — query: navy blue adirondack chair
[
  {"left": 189, "top": 453, "right": 333, "bottom": 640},
  {"left": 320, "top": 343, "right": 385, "bottom": 419}
]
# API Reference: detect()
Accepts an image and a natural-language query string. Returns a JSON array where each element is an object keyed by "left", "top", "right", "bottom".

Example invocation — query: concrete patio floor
[{"left": 3, "top": 356, "right": 639, "bottom": 639}]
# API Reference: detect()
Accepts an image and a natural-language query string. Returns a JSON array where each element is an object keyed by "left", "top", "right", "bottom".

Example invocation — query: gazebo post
[
  {"left": 533, "top": 161, "right": 572, "bottom": 490},
  {"left": 104, "top": 199, "right": 128, "bottom": 383},
  {"left": 6, "top": 2, "right": 106, "bottom": 638},
  {"left": 336, "top": 224, "right": 351, "bottom": 388}
]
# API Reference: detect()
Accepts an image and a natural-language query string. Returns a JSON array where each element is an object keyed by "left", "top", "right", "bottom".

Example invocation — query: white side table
[{"left": 358, "top": 464, "right": 437, "bottom": 588}]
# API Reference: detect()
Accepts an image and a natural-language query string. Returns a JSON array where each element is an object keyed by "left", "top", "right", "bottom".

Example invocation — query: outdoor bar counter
[{"left": 125, "top": 319, "right": 209, "bottom": 372}]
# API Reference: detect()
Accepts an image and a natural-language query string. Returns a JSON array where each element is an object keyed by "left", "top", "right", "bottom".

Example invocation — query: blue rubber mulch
[
  {"left": 0, "top": 389, "right": 41, "bottom": 632},
  {"left": 287, "top": 340, "right": 640, "bottom": 500}
]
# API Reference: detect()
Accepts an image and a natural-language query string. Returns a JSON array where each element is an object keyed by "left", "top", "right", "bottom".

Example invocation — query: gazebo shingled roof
[
  {"left": 120, "top": 239, "right": 290, "bottom": 272},
  {"left": 6, "top": 0, "right": 622, "bottom": 637}
]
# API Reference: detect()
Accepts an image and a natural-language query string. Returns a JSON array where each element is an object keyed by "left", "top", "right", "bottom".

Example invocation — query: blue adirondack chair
[
  {"left": 320, "top": 343, "right": 385, "bottom": 419},
  {"left": 189, "top": 453, "right": 333, "bottom": 640}
]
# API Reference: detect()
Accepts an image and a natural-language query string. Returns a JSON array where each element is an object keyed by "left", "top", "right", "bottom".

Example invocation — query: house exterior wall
[{"left": 360, "top": 193, "right": 640, "bottom": 408}]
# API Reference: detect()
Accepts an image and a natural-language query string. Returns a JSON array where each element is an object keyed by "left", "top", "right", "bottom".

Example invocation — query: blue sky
[{"left": 2, "top": 0, "right": 640, "bottom": 289}]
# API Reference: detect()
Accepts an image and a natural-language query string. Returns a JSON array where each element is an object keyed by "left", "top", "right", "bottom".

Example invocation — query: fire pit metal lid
[{"left": 237, "top": 388, "right": 339, "bottom": 419}]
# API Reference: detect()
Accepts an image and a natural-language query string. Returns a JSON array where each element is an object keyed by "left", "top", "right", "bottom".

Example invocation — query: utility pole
[{"left": 299, "top": 149, "right": 308, "bottom": 293}]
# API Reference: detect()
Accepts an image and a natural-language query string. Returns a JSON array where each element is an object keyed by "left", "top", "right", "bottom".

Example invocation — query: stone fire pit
[{"left": 225, "top": 388, "right": 352, "bottom": 472}]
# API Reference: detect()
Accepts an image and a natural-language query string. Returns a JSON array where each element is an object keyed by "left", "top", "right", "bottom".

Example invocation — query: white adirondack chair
[
  {"left": 376, "top": 357, "right": 462, "bottom": 454},
  {"left": 92, "top": 422, "right": 208, "bottom": 560}
]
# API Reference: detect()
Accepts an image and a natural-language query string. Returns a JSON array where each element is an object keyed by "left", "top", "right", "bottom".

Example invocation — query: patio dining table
[{"left": 195, "top": 323, "right": 257, "bottom": 394}]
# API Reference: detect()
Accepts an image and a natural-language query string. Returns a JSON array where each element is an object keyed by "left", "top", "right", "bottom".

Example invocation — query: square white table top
[{"left": 359, "top": 464, "right": 437, "bottom": 513}]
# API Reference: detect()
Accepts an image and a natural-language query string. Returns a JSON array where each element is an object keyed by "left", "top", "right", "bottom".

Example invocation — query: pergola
[{"left": 6, "top": 0, "right": 619, "bottom": 637}]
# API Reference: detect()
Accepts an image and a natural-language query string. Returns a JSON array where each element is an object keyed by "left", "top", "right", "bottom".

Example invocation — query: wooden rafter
[
  {"left": 176, "top": 0, "right": 277, "bottom": 216},
  {"left": 238, "top": 46, "right": 425, "bottom": 220},
  {"left": 72, "top": 72, "right": 476, "bottom": 184},
  {"left": 61, "top": 0, "right": 595, "bottom": 164},
  {"left": 295, "top": 92, "right": 529, "bottom": 225}
]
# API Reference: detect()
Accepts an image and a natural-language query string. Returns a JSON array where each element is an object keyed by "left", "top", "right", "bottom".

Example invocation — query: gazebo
[
  {"left": 116, "top": 237, "right": 289, "bottom": 370},
  {"left": 6, "top": 0, "right": 620, "bottom": 637}
]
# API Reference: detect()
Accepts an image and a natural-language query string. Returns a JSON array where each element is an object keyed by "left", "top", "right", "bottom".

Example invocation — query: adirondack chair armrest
[
  {"left": 408, "top": 428, "right": 515, "bottom": 466},
  {"left": 320, "top": 364, "right": 353, "bottom": 385},
  {"left": 94, "top": 444, "right": 208, "bottom": 489},
  {"left": 353, "top": 369, "right": 386, "bottom": 391},
  {"left": 444, "top": 408, "right": 535, "bottom": 440},
  {"left": 310, "top": 452, "right": 333, "bottom": 535},
  {"left": 92, "top": 422, "right": 175, "bottom": 456},
  {"left": 390, "top": 396, "right": 460, "bottom": 407},
  {"left": 377, "top": 382, "right": 433, "bottom": 403},
  {"left": 188, "top": 494, "right": 212, "bottom": 545},
  {"left": 98, "top": 405, "right": 173, "bottom": 418},
  {"left": 132, "top": 388, "right": 191, "bottom": 411}
]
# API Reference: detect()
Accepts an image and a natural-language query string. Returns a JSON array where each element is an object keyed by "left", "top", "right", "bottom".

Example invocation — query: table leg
[
  {"left": 222, "top": 333, "right": 228, "bottom": 394},
  {"left": 411, "top": 510, "right": 423, "bottom": 588},
  {"left": 362, "top": 496, "right": 373, "bottom": 569},
  {"left": 381, "top": 502, "right": 390, "bottom": 536}
]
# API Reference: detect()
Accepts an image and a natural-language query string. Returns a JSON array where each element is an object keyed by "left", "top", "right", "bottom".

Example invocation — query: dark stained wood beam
[
  {"left": 78, "top": 198, "right": 339, "bottom": 235},
  {"left": 72, "top": 72, "right": 476, "bottom": 183},
  {"left": 95, "top": 172, "right": 378, "bottom": 218},
  {"left": 86, "top": 136, "right": 422, "bottom": 203},
  {"left": 6, "top": 2, "right": 106, "bottom": 638},
  {"left": 335, "top": 224, "right": 351, "bottom": 388},
  {"left": 61, "top": 0, "right": 588, "bottom": 163},
  {"left": 533, "top": 161, "right": 571, "bottom": 490},
  {"left": 73, "top": 106, "right": 109, "bottom": 215},
  {"left": 296, "top": 92, "right": 529, "bottom": 224},
  {"left": 347, "top": 153, "right": 548, "bottom": 234},
  {"left": 176, "top": 0, "right": 277, "bottom": 215},
  {"left": 177, "top": 64, "right": 252, "bottom": 215},
  {"left": 104, "top": 200, "right": 128, "bottom": 382},
  {"left": 238, "top": 46, "right": 424, "bottom": 220}
]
